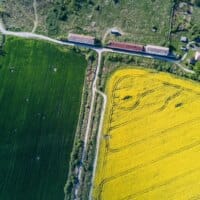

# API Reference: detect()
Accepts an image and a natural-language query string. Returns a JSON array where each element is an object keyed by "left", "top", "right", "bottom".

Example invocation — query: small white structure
[
  {"left": 111, "top": 29, "right": 121, "bottom": 35},
  {"left": 145, "top": 45, "right": 169, "bottom": 56},
  {"left": 180, "top": 36, "right": 188, "bottom": 43},
  {"left": 195, "top": 51, "right": 200, "bottom": 61}
]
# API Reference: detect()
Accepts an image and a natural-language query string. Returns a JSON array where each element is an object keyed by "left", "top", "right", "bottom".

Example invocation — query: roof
[
  {"left": 145, "top": 45, "right": 169, "bottom": 56},
  {"left": 68, "top": 33, "right": 96, "bottom": 45},
  {"left": 108, "top": 41, "right": 144, "bottom": 51},
  {"left": 146, "top": 45, "right": 169, "bottom": 51},
  {"left": 181, "top": 36, "right": 188, "bottom": 42},
  {"left": 195, "top": 51, "right": 200, "bottom": 60},
  {"left": 68, "top": 33, "right": 95, "bottom": 40},
  {"left": 111, "top": 29, "right": 120, "bottom": 33}
]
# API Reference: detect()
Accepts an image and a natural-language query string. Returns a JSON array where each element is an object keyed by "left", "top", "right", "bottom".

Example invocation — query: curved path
[
  {"left": 88, "top": 88, "right": 107, "bottom": 200},
  {"left": 74, "top": 51, "right": 103, "bottom": 199},
  {"left": 32, "top": 0, "right": 38, "bottom": 33}
]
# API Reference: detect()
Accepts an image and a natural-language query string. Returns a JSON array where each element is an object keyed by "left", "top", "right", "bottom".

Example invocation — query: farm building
[
  {"left": 111, "top": 29, "right": 121, "bottom": 35},
  {"left": 107, "top": 41, "right": 144, "bottom": 52},
  {"left": 145, "top": 45, "right": 169, "bottom": 56},
  {"left": 180, "top": 36, "right": 188, "bottom": 43},
  {"left": 68, "top": 33, "right": 96, "bottom": 45},
  {"left": 195, "top": 51, "right": 200, "bottom": 61}
]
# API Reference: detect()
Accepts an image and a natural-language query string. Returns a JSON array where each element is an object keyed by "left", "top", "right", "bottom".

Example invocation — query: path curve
[
  {"left": 102, "top": 27, "right": 124, "bottom": 44},
  {"left": 88, "top": 88, "right": 107, "bottom": 200}
]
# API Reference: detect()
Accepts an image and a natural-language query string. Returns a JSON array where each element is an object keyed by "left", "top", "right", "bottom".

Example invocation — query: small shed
[
  {"left": 111, "top": 29, "right": 121, "bottom": 36},
  {"left": 195, "top": 51, "right": 200, "bottom": 61},
  {"left": 180, "top": 36, "right": 188, "bottom": 43}
]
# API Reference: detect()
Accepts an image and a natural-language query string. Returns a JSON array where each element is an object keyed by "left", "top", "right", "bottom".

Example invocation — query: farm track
[{"left": 74, "top": 52, "right": 104, "bottom": 199}]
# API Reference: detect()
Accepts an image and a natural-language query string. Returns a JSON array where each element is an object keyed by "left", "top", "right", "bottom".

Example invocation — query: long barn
[
  {"left": 145, "top": 45, "right": 169, "bottom": 56},
  {"left": 107, "top": 41, "right": 144, "bottom": 52},
  {"left": 68, "top": 33, "right": 96, "bottom": 45}
]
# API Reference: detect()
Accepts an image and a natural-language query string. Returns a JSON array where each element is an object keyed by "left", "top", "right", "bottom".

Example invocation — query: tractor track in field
[
  {"left": 94, "top": 72, "right": 200, "bottom": 200},
  {"left": 95, "top": 72, "right": 200, "bottom": 199},
  {"left": 108, "top": 115, "right": 200, "bottom": 154},
  {"left": 97, "top": 135, "right": 200, "bottom": 200},
  {"left": 105, "top": 78, "right": 199, "bottom": 153},
  {"left": 107, "top": 77, "right": 200, "bottom": 134},
  {"left": 156, "top": 90, "right": 182, "bottom": 112},
  {"left": 121, "top": 166, "right": 200, "bottom": 200}
]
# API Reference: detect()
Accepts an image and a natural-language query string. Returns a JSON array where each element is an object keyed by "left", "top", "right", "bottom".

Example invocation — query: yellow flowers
[{"left": 93, "top": 68, "right": 200, "bottom": 200}]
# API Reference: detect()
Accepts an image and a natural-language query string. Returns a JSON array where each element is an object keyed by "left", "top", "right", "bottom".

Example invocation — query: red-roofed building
[{"left": 107, "top": 41, "right": 144, "bottom": 52}]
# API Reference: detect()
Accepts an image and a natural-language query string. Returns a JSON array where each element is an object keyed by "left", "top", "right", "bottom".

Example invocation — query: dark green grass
[{"left": 0, "top": 37, "right": 87, "bottom": 200}]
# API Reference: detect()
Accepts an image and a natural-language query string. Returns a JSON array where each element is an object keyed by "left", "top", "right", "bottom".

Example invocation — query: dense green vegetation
[
  {"left": 0, "top": 37, "right": 87, "bottom": 200},
  {"left": 170, "top": 0, "right": 200, "bottom": 55},
  {"left": 195, "top": 0, "right": 200, "bottom": 7}
]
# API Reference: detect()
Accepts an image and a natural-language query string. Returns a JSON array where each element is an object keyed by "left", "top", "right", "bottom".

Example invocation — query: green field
[{"left": 0, "top": 37, "right": 87, "bottom": 200}]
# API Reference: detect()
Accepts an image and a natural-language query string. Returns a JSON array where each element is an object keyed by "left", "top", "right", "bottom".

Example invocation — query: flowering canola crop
[{"left": 93, "top": 68, "right": 200, "bottom": 200}]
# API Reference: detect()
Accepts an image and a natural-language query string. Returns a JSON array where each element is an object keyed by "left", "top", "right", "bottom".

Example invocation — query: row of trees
[{"left": 195, "top": 0, "right": 200, "bottom": 6}]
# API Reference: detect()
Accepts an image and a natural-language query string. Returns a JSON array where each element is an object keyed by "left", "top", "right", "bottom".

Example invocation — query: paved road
[
  {"left": 0, "top": 21, "right": 187, "bottom": 64},
  {"left": 0, "top": 21, "right": 194, "bottom": 73}
]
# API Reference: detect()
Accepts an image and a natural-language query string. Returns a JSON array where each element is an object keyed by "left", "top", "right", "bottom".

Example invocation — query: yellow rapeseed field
[{"left": 93, "top": 68, "right": 200, "bottom": 200}]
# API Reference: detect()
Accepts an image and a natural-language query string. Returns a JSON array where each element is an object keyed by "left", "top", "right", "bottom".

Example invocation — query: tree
[
  {"left": 0, "top": 5, "right": 6, "bottom": 17},
  {"left": 195, "top": 0, "right": 200, "bottom": 7}
]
